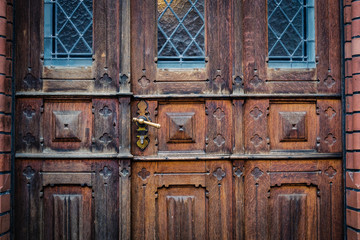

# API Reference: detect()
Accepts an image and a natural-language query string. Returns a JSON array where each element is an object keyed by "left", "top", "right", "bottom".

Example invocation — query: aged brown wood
[{"left": 14, "top": 0, "right": 343, "bottom": 239}]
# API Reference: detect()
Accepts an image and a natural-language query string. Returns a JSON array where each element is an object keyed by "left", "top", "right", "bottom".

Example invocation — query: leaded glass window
[
  {"left": 44, "top": 0, "right": 93, "bottom": 66},
  {"left": 157, "top": 0, "right": 205, "bottom": 68},
  {"left": 267, "top": 0, "right": 315, "bottom": 68}
]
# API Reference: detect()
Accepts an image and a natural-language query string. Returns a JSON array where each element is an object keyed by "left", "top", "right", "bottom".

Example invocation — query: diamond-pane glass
[
  {"left": 44, "top": 0, "right": 93, "bottom": 66},
  {"left": 157, "top": 0, "right": 205, "bottom": 68},
  {"left": 268, "top": 0, "right": 315, "bottom": 68}
]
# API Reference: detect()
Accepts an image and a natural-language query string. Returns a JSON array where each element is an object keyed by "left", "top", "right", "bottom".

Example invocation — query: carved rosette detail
[
  {"left": 324, "top": 75, "right": 335, "bottom": 88},
  {"left": 250, "top": 134, "right": 263, "bottom": 147},
  {"left": 23, "top": 73, "right": 41, "bottom": 90},
  {"left": 23, "top": 132, "right": 35, "bottom": 146},
  {"left": 325, "top": 107, "right": 336, "bottom": 119},
  {"left": 23, "top": 105, "right": 36, "bottom": 118},
  {"left": 249, "top": 75, "right": 262, "bottom": 87},
  {"left": 138, "top": 168, "right": 150, "bottom": 180},
  {"left": 99, "top": 73, "right": 112, "bottom": 86},
  {"left": 23, "top": 166, "right": 36, "bottom": 183},
  {"left": 102, "top": 74, "right": 112, "bottom": 85},
  {"left": 324, "top": 133, "right": 336, "bottom": 146},
  {"left": 99, "top": 133, "right": 113, "bottom": 147},
  {"left": 251, "top": 167, "right": 263, "bottom": 180},
  {"left": 100, "top": 166, "right": 112, "bottom": 180},
  {"left": 233, "top": 167, "right": 243, "bottom": 178},
  {"left": 325, "top": 166, "right": 337, "bottom": 179},
  {"left": 213, "top": 167, "right": 226, "bottom": 181},
  {"left": 250, "top": 107, "right": 263, "bottom": 120},
  {"left": 120, "top": 167, "right": 129, "bottom": 177},
  {"left": 213, "top": 108, "right": 225, "bottom": 120},
  {"left": 213, "top": 134, "right": 225, "bottom": 147},
  {"left": 138, "top": 76, "right": 150, "bottom": 88},
  {"left": 119, "top": 74, "right": 129, "bottom": 86},
  {"left": 99, "top": 106, "right": 112, "bottom": 117}
]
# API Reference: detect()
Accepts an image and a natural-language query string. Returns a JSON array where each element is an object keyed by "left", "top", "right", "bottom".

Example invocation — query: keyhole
[
  {"left": 292, "top": 124, "right": 296, "bottom": 129},
  {"left": 179, "top": 125, "right": 184, "bottom": 132},
  {"left": 64, "top": 123, "right": 69, "bottom": 129}
]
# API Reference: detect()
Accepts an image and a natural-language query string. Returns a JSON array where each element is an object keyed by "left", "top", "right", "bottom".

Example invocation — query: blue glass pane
[
  {"left": 44, "top": 0, "right": 93, "bottom": 66},
  {"left": 268, "top": 0, "right": 315, "bottom": 68},
  {"left": 157, "top": 0, "right": 205, "bottom": 68}
]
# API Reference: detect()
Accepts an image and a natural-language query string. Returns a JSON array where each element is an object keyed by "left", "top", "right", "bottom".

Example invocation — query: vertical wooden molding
[
  {"left": 119, "top": 0, "right": 131, "bottom": 93},
  {"left": 119, "top": 160, "right": 131, "bottom": 239},
  {"left": 119, "top": 97, "right": 131, "bottom": 156}
]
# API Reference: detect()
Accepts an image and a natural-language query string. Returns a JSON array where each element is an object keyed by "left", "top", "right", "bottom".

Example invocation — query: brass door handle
[{"left": 132, "top": 117, "right": 161, "bottom": 129}]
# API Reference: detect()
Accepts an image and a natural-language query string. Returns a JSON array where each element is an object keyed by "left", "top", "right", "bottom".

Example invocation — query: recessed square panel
[
  {"left": 167, "top": 112, "right": 195, "bottom": 143},
  {"left": 269, "top": 102, "right": 317, "bottom": 150},
  {"left": 53, "top": 111, "right": 81, "bottom": 142},
  {"left": 158, "top": 103, "right": 205, "bottom": 152},
  {"left": 44, "top": 101, "right": 92, "bottom": 151},
  {"left": 279, "top": 112, "right": 307, "bottom": 142}
]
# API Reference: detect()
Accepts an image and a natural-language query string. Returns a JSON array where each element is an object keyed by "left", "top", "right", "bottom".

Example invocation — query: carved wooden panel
[
  {"left": 269, "top": 186, "right": 317, "bottom": 239},
  {"left": 157, "top": 187, "right": 206, "bottom": 239},
  {"left": 43, "top": 187, "right": 93, "bottom": 240},
  {"left": 43, "top": 100, "right": 92, "bottom": 151},
  {"left": 92, "top": 99, "right": 119, "bottom": 152},
  {"left": 243, "top": 0, "right": 340, "bottom": 94},
  {"left": 158, "top": 103, "right": 205, "bottom": 152},
  {"left": 244, "top": 99, "right": 269, "bottom": 153},
  {"left": 317, "top": 100, "right": 342, "bottom": 153},
  {"left": 244, "top": 160, "right": 343, "bottom": 240},
  {"left": 206, "top": 100, "right": 232, "bottom": 154},
  {"left": 132, "top": 161, "right": 232, "bottom": 240},
  {"left": 16, "top": 98, "right": 43, "bottom": 153},
  {"left": 15, "top": 160, "right": 122, "bottom": 240},
  {"left": 268, "top": 102, "right": 317, "bottom": 151},
  {"left": 53, "top": 111, "right": 81, "bottom": 142}
]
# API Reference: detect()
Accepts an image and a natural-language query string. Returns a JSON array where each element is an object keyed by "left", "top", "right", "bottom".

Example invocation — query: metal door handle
[{"left": 132, "top": 117, "right": 161, "bottom": 129}]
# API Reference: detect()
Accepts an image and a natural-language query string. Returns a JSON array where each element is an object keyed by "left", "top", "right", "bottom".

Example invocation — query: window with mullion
[
  {"left": 267, "top": 0, "right": 315, "bottom": 68},
  {"left": 157, "top": 0, "right": 205, "bottom": 69},
  {"left": 44, "top": 0, "right": 93, "bottom": 66}
]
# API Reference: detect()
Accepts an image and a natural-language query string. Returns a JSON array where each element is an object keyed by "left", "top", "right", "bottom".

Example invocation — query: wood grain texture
[
  {"left": 16, "top": 98, "right": 43, "bottom": 153},
  {"left": 158, "top": 102, "right": 205, "bottom": 153},
  {"left": 15, "top": 160, "right": 120, "bottom": 240},
  {"left": 244, "top": 99, "right": 270, "bottom": 153},
  {"left": 206, "top": 100, "right": 233, "bottom": 154},
  {"left": 132, "top": 161, "right": 232, "bottom": 240},
  {"left": 243, "top": 0, "right": 341, "bottom": 94},
  {"left": 268, "top": 101, "right": 318, "bottom": 151},
  {"left": 317, "top": 100, "right": 342, "bottom": 153},
  {"left": 244, "top": 160, "right": 343, "bottom": 240},
  {"left": 92, "top": 99, "right": 119, "bottom": 153},
  {"left": 43, "top": 100, "right": 92, "bottom": 152}
]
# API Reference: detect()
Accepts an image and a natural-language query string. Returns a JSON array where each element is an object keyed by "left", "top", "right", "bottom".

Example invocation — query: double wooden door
[{"left": 15, "top": 0, "right": 343, "bottom": 239}]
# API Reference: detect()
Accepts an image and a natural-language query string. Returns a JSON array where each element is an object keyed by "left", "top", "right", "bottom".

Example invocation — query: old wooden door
[{"left": 14, "top": 0, "right": 343, "bottom": 239}]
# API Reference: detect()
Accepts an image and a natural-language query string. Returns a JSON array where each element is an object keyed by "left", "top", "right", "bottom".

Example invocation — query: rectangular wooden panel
[
  {"left": 43, "top": 100, "right": 92, "bottom": 152},
  {"left": 206, "top": 100, "right": 232, "bottom": 154},
  {"left": 158, "top": 102, "right": 205, "bottom": 153},
  {"left": 269, "top": 186, "right": 317, "bottom": 240},
  {"left": 157, "top": 187, "right": 206, "bottom": 239},
  {"left": 43, "top": 186, "right": 93, "bottom": 240},
  {"left": 244, "top": 160, "right": 342, "bottom": 240},
  {"left": 16, "top": 98, "right": 43, "bottom": 153},
  {"left": 132, "top": 161, "right": 232, "bottom": 240},
  {"left": 268, "top": 101, "right": 318, "bottom": 151}
]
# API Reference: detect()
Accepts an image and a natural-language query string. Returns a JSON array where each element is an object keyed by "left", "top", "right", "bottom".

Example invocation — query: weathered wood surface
[{"left": 14, "top": 0, "right": 343, "bottom": 239}]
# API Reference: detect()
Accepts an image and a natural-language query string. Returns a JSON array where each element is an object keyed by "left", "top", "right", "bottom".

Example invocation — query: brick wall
[
  {"left": 0, "top": 0, "right": 11, "bottom": 239},
  {"left": 345, "top": 0, "right": 360, "bottom": 239}
]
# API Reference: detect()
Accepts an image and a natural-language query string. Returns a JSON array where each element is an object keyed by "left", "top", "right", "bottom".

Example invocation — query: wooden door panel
[
  {"left": 132, "top": 161, "right": 232, "bottom": 240},
  {"left": 244, "top": 160, "right": 342, "bottom": 240},
  {"left": 43, "top": 186, "right": 93, "bottom": 240},
  {"left": 15, "top": 159, "right": 123, "bottom": 240}
]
